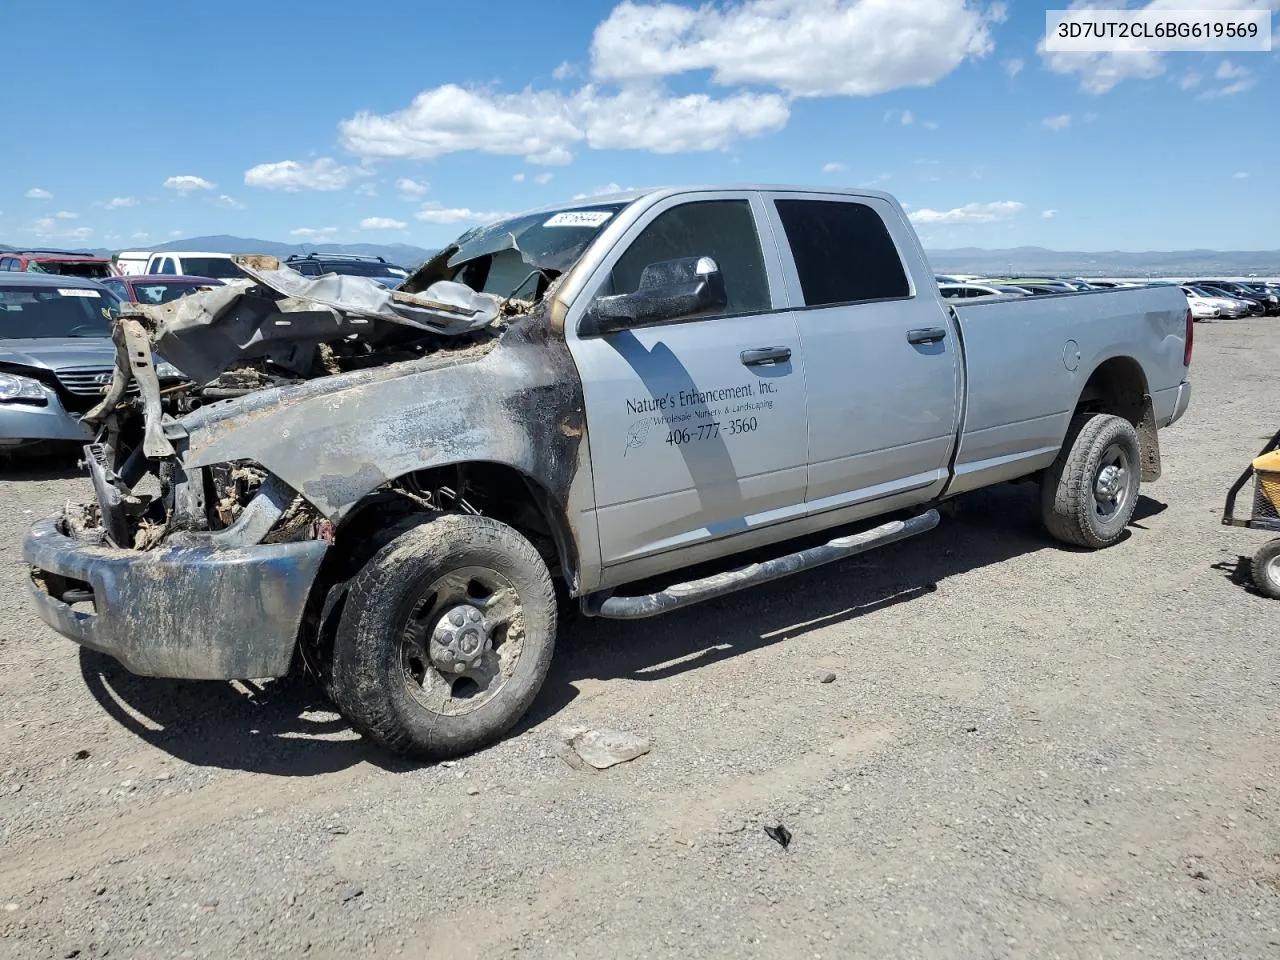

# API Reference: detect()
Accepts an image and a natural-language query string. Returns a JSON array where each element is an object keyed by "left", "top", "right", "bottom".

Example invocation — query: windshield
[
  {"left": 131, "top": 281, "right": 219, "bottom": 305},
  {"left": 317, "top": 261, "right": 408, "bottom": 279},
  {"left": 180, "top": 257, "right": 247, "bottom": 279},
  {"left": 447, "top": 202, "right": 629, "bottom": 298},
  {"left": 25, "top": 259, "right": 113, "bottom": 279},
  {"left": 0, "top": 285, "right": 117, "bottom": 338}
]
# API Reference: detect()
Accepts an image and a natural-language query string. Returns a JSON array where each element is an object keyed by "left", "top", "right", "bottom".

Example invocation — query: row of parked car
[
  {"left": 0, "top": 248, "right": 410, "bottom": 292},
  {"left": 934, "top": 274, "right": 1280, "bottom": 319}
]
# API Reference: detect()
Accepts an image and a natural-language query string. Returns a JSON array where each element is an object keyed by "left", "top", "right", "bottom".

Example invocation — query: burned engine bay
[{"left": 70, "top": 250, "right": 552, "bottom": 551}]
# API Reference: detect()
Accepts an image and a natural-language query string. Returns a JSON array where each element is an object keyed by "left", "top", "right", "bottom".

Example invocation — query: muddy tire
[
  {"left": 328, "top": 514, "right": 556, "bottom": 760},
  {"left": 1041, "top": 414, "right": 1141, "bottom": 549},
  {"left": 1252, "top": 539, "right": 1280, "bottom": 600}
]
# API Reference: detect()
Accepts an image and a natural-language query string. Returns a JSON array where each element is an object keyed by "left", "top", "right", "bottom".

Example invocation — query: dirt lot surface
[{"left": 1, "top": 319, "right": 1277, "bottom": 959}]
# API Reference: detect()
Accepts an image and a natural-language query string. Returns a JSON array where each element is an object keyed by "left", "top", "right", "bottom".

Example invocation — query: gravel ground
[{"left": 1, "top": 318, "right": 1278, "bottom": 960}]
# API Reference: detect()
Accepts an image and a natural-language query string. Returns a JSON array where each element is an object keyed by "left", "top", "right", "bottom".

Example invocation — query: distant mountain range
[{"left": 3, "top": 236, "right": 1278, "bottom": 277}]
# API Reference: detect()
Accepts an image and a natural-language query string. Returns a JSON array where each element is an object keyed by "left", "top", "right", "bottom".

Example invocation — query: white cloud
[
  {"left": 1216, "top": 59, "right": 1249, "bottom": 80},
  {"left": 512, "top": 172, "right": 527, "bottom": 183},
  {"left": 1038, "top": 41, "right": 1164, "bottom": 94},
  {"left": 339, "top": 82, "right": 786, "bottom": 163},
  {"left": 1179, "top": 71, "right": 1202, "bottom": 89},
  {"left": 396, "top": 177, "right": 429, "bottom": 198},
  {"left": 922, "top": 120, "right": 939, "bottom": 130},
  {"left": 572, "top": 183, "right": 628, "bottom": 199},
  {"left": 415, "top": 203, "right": 512, "bottom": 225},
  {"left": 822, "top": 161, "right": 848, "bottom": 173},
  {"left": 1233, "top": 171, "right": 1250, "bottom": 179},
  {"left": 31, "top": 217, "right": 92, "bottom": 241},
  {"left": 908, "top": 200, "right": 1024, "bottom": 224},
  {"left": 131, "top": 232, "right": 150, "bottom": 241},
  {"left": 589, "top": 0, "right": 994, "bottom": 97},
  {"left": 861, "top": 172, "right": 892, "bottom": 185},
  {"left": 244, "top": 157, "right": 369, "bottom": 192},
  {"left": 1041, "top": 113, "right": 1071, "bottom": 131},
  {"left": 360, "top": 216, "right": 408, "bottom": 230},
  {"left": 1003, "top": 57, "right": 1024, "bottom": 78},
  {"left": 356, "top": 182, "right": 378, "bottom": 197},
  {"left": 533, "top": 171, "right": 554, "bottom": 185},
  {"left": 1197, "top": 59, "right": 1255, "bottom": 98},
  {"left": 1197, "top": 79, "right": 1254, "bottom": 98},
  {"left": 1041, "top": 209, "right": 1058, "bottom": 218},
  {"left": 290, "top": 227, "right": 339, "bottom": 238},
  {"left": 25, "top": 187, "right": 53, "bottom": 200},
  {"left": 54, "top": 211, "right": 78, "bottom": 220},
  {"left": 340, "top": 84, "right": 584, "bottom": 163},
  {"left": 580, "top": 86, "right": 789, "bottom": 153},
  {"left": 169, "top": 230, "right": 184, "bottom": 237},
  {"left": 1082, "top": 111, "right": 1099, "bottom": 122},
  {"left": 164, "top": 175, "right": 215, "bottom": 193},
  {"left": 105, "top": 196, "right": 138, "bottom": 209},
  {"left": 216, "top": 194, "right": 246, "bottom": 209},
  {"left": 337, "top": 1, "right": 994, "bottom": 164},
  {"left": 901, "top": 109, "right": 914, "bottom": 125}
]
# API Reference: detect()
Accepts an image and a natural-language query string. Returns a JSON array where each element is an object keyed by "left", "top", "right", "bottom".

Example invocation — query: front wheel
[
  {"left": 1040, "top": 413, "right": 1142, "bottom": 549},
  {"left": 328, "top": 514, "right": 557, "bottom": 759},
  {"left": 1252, "top": 539, "right": 1280, "bottom": 600}
]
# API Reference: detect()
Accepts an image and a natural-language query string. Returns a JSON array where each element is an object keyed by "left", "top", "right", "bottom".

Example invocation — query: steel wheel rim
[
  {"left": 400, "top": 566, "right": 525, "bottom": 717},
  {"left": 1092, "top": 443, "right": 1133, "bottom": 520},
  {"left": 1267, "top": 552, "right": 1280, "bottom": 585}
]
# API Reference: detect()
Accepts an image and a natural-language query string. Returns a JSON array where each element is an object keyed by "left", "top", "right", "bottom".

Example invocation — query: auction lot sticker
[{"left": 1045, "top": 9, "right": 1271, "bottom": 51}]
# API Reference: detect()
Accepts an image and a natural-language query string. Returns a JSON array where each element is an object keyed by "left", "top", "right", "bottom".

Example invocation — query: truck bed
[{"left": 946, "top": 285, "right": 1191, "bottom": 495}]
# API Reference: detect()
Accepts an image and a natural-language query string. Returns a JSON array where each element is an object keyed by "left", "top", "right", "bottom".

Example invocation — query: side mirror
[{"left": 582, "top": 256, "right": 726, "bottom": 335}]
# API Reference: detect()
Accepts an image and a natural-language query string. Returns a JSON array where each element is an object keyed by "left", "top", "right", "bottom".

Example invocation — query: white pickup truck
[{"left": 24, "top": 185, "right": 1192, "bottom": 759}]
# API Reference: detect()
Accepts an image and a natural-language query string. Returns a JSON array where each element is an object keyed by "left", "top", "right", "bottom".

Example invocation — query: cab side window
[
  {"left": 774, "top": 199, "right": 910, "bottom": 306},
  {"left": 608, "top": 200, "right": 770, "bottom": 317}
]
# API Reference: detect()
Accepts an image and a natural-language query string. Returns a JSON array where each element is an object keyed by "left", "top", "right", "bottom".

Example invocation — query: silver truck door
[
  {"left": 566, "top": 193, "right": 809, "bottom": 568},
  {"left": 763, "top": 192, "right": 961, "bottom": 513}
]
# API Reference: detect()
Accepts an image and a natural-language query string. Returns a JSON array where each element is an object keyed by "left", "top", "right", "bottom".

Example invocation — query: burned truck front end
[{"left": 22, "top": 251, "right": 571, "bottom": 680}]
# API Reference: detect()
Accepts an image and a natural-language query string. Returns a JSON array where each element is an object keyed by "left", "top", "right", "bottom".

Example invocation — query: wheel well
[
  {"left": 1074, "top": 356, "right": 1148, "bottom": 424},
  {"left": 1074, "top": 356, "right": 1161, "bottom": 482},
  {"left": 337, "top": 462, "right": 576, "bottom": 581},
  {"left": 295, "top": 462, "right": 577, "bottom": 681}
]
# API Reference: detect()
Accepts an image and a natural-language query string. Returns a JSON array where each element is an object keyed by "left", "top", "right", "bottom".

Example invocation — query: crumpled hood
[
  {"left": 0, "top": 337, "right": 117, "bottom": 373},
  {"left": 127, "top": 257, "right": 505, "bottom": 385}
]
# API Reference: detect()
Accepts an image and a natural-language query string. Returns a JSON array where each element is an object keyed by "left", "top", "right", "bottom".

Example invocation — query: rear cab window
[{"left": 772, "top": 197, "right": 910, "bottom": 306}]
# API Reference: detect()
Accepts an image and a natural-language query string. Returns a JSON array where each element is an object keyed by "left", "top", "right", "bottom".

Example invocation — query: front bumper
[
  {"left": 0, "top": 394, "right": 93, "bottom": 445},
  {"left": 24, "top": 516, "right": 328, "bottom": 679}
]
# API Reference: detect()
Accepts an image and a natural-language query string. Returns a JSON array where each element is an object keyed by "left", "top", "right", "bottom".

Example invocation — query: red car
[
  {"left": 0, "top": 249, "right": 115, "bottom": 279},
  {"left": 99, "top": 274, "right": 224, "bottom": 305}
]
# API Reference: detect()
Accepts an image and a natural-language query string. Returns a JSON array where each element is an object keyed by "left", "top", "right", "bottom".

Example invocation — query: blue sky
[{"left": 1, "top": 0, "right": 1276, "bottom": 252}]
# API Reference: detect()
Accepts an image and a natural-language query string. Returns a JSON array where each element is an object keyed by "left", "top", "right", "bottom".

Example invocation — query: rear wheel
[
  {"left": 328, "top": 514, "right": 557, "bottom": 759},
  {"left": 1041, "top": 414, "right": 1142, "bottom": 549},
  {"left": 1252, "top": 539, "right": 1280, "bottom": 600}
]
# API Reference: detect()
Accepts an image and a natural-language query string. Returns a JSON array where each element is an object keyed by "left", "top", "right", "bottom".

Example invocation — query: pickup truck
[{"left": 23, "top": 185, "right": 1193, "bottom": 759}]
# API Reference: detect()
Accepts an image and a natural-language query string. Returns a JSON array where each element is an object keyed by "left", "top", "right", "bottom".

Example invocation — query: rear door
[
  {"left": 762, "top": 193, "right": 961, "bottom": 512},
  {"left": 567, "top": 192, "right": 810, "bottom": 568}
]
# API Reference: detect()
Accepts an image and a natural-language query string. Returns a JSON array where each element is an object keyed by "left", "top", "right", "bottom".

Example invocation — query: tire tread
[{"left": 329, "top": 514, "right": 556, "bottom": 759}]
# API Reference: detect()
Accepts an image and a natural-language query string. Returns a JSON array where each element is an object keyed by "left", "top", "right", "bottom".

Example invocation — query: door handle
[
  {"left": 907, "top": 327, "right": 947, "bottom": 345},
  {"left": 740, "top": 346, "right": 792, "bottom": 367}
]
